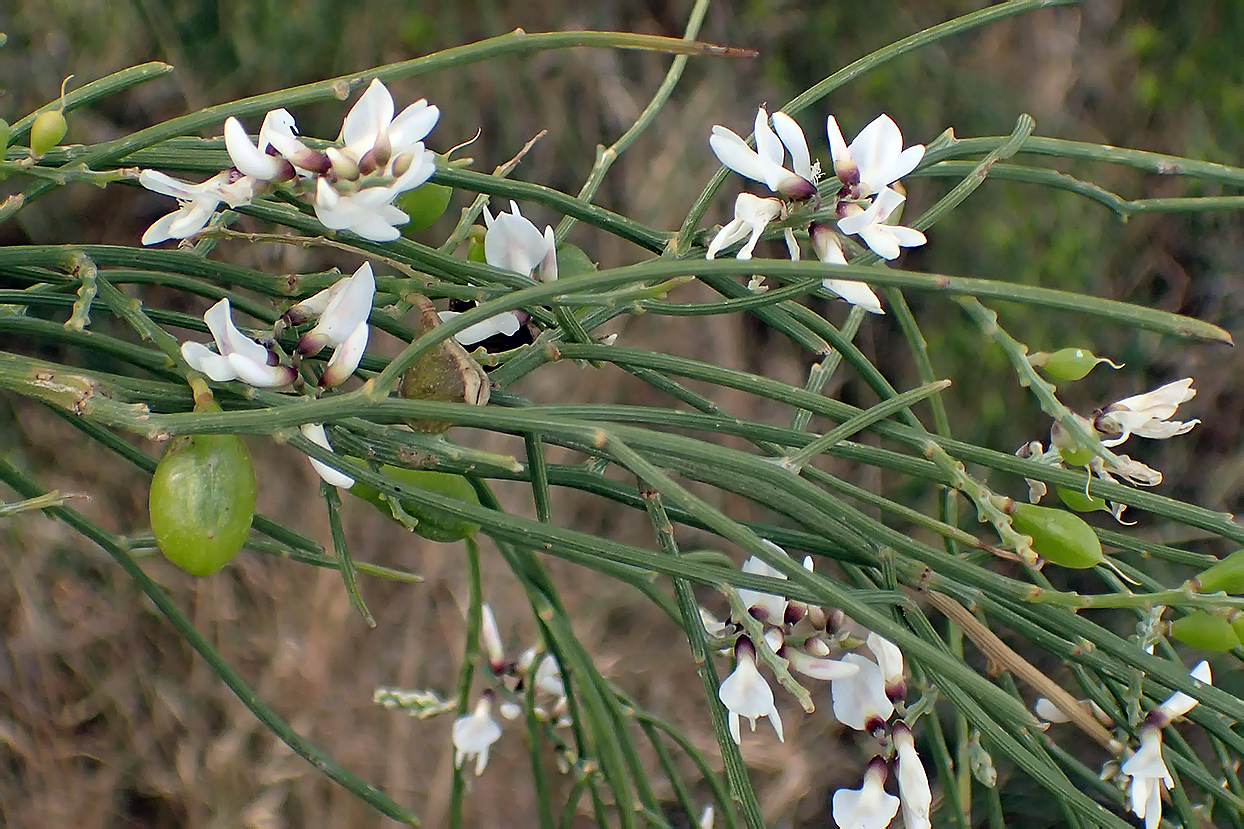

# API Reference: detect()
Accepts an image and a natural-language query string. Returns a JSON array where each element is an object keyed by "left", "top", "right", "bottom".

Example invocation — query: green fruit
[
  {"left": 467, "top": 231, "right": 487, "bottom": 263},
  {"left": 0, "top": 118, "right": 11, "bottom": 150},
  {"left": 1194, "top": 549, "right": 1244, "bottom": 594},
  {"left": 350, "top": 465, "right": 480, "bottom": 542},
  {"left": 1036, "top": 348, "right": 1114, "bottom": 383},
  {"left": 1170, "top": 611, "right": 1241, "bottom": 652},
  {"left": 1058, "top": 446, "right": 1097, "bottom": 467},
  {"left": 1008, "top": 501, "right": 1104, "bottom": 569},
  {"left": 397, "top": 182, "right": 452, "bottom": 234},
  {"left": 555, "top": 243, "right": 597, "bottom": 278},
  {"left": 30, "top": 109, "right": 66, "bottom": 157},
  {"left": 149, "top": 424, "right": 257, "bottom": 576},
  {"left": 1054, "top": 486, "right": 1109, "bottom": 514}
]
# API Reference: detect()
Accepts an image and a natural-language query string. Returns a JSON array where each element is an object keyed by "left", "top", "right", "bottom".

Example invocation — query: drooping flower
[
  {"left": 223, "top": 109, "right": 298, "bottom": 182},
  {"left": 810, "top": 222, "right": 884, "bottom": 315},
  {"left": 718, "top": 636, "right": 783, "bottom": 744},
  {"left": 1120, "top": 727, "right": 1171, "bottom": 829},
  {"left": 826, "top": 114, "right": 925, "bottom": 198},
  {"left": 785, "top": 647, "right": 859, "bottom": 681},
  {"left": 452, "top": 693, "right": 504, "bottom": 776},
  {"left": 139, "top": 169, "right": 259, "bottom": 245},
  {"left": 831, "top": 653, "right": 894, "bottom": 732},
  {"left": 299, "top": 422, "right": 355, "bottom": 488},
  {"left": 292, "top": 262, "right": 376, "bottom": 388},
  {"left": 706, "top": 193, "right": 784, "bottom": 260},
  {"left": 736, "top": 554, "right": 789, "bottom": 624},
  {"left": 181, "top": 298, "right": 297, "bottom": 387},
  {"left": 867, "top": 632, "right": 907, "bottom": 701},
  {"left": 710, "top": 107, "right": 818, "bottom": 200},
  {"left": 837, "top": 188, "right": 926, "bottom": 261},
  {"left": 894, "top": 723, "right": 931, "bottom": 829},
  {"left": 1155, "top": 659, "right": 1211, "bottom": 724},
  {"left": 832, "top": 758, "right": 901, "bottom": 829},
  {"left": 1095, "top": 378, "right": 1199, "bottom": 447}
]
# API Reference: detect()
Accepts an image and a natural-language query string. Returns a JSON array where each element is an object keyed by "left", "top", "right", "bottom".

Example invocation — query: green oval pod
[
  {"left": 1194, "top": 549, "right": 1244, "bottom": 594},
  {"left": 1170, "top": 611, "right": 1241, "bottom": 652},
  {"left": 1057, "top": 446, "right": 1096, "bottom": 467},
  {"left": 30, "top": 110, "right": 67, "bottom": 157},
  {"left": 1054, "top": 486, "right": 1109, "bottom": 514},
  {"left": 149, "top": 414, "right": 256, "bottom": 576},
  {"left": 1037, "top": 348, "right": 1117, "bottom": 382},
  {"left": 555, "top": 243, "right": 597, "bottom": 278},
  {"left": 397, "top": 182, "right": 452, "bottom": 234},
  {"left": 1008, "top": 501, "right": 1103, "bottom": 568},
  {"left": 351, "top": 464, "right": 480, "bottom": 542}
]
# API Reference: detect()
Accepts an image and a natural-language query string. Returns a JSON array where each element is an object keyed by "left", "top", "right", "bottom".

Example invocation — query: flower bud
[
  {"left": 1029, "top": 348, "right": 1122, "bottom": 383},
  {"left": 1169, "top": 611, "right": 1241, "bottom": 652},
  {"left": 1192, "top": 549, "right": 1244, "bottom": 594},
  {"left": 1006, "top": 501, "right": 1104, "bottom": 569}
]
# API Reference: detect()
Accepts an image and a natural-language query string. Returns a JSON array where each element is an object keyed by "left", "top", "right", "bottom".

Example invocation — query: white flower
[
  {"left": 339, "top": 78, "right": 440, "bottom": 173},
  {"left": 826, "top": 114, "right": 925, "bottom": 198},
  {"left": 480, "top": 604, "right": 505, "bottom": 670},
  {"left": 223, "top": 109, "right": 298, "bottom": 181},
  {"left": 139, "top": 169, "right": 258, "bottom": 245},
  {"left": 706, "top": 193, "right": 784, "bottom": 260},
  {"left": 1157, "top": 659, "right": 1211, "bottom": 723},
  {"left": 1097, "top": 379, "right": 1199, "bottom": 447},
  {"left": 867, "top": 632, "right": 906, "bottom": 699},
  {"left": 181, "top": 298, "right": 296, "bottom": 387},
  {"left": 786, "top": 648, "right": 859, "bottom": 681},
  {"left": 710, "top": 107, "right": 818, "bottom": 200},
  {"left": 894, "top": 723, "right": 931, "bottom": 829},
  {"left": 484, "top": 202, "right": 557, "bottom": 281},
  {"left": 831, "top": 653, "right": 894, "bottom": 732},
  {"left": 718, "top": 636, "right": 783, "bottom": 744},
  {"left": 697, "top": 804, "right": 715, "bottom": 829},
  {"left": 832, "top": 760, "right": 900, "bottom": 829},
  {"left": 523, "top": 650, "right": 565, "bottom": 697},
  {"left": 292, "top": 263, "right": 376, "bottom": 388},
  {"left": 808, "top": 222, "right": 885, "bottom": 315},
  {"left": 243, "top": 107, "right": 329, "bottom": 176},
  {"left": 437, "top": 310, "right": 523, "bottom": 347},
  {"left": 837, "top": 188, "right": 926, "bottom": 261},
  {"left": 299, "top": 423, "right": 355, "bottom": 488},
  {"left": 736, "top": 555, "right": 789, "bottom": 624},
  {"left": 452, "top": 695, "right": 503, "bottom": 776},
  {"left": 1120, "top": 727, "right": 1171, "bottom": 829},
  {"left": 313, "top": 177, "right": 411, "bottom": 241}
]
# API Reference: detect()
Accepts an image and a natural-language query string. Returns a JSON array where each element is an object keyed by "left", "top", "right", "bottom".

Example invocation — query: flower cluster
[
  {"left": 140, "top": 79, "right": 439, "bottom": 244},
  {"left": 708, "top": 107, "right": 926, "bottom": 315},
  {"left": 711, "top": 548, "right": 930, "bottom": 829},
  {"left": 1017, "top": 378, "right": 1199, "bottom": 522}
]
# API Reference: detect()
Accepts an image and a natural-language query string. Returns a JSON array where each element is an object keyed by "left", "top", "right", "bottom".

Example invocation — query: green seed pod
[
  {"left": 0, "top": 118, "right": 11, "bottom": 150},
  {"left": 149, "top": 400, "right": 256, "bottom": 576},
  {"left": 1054, "top": 486, "right": 1109, "bottom": 514},
  {"left": 1169, "top": 611, "right": 1241, "bottom": 652},
  {"left": 467, "top": 226, "right": 487, "bottom": 263},
  {"left": 350, "top": 465, "right": 480, "bottom": 542},
  {"left": 1007, "top": 501, "right": 1104, "bottom": 569},
  {"left": 1032, "top": 348, "right": 1121, "bottom": 383},
  {"left": 397, "top": 182, "right": 452, "bottom": 234},
  {"left": 1194, "top": 549, "right": 1244, "bottom": 594},
  {"left": 555, "top": 243, "right": 597, "bottom": 278},
  {"left": 29, "top": 110, "right": 67, "bottom": 158}
]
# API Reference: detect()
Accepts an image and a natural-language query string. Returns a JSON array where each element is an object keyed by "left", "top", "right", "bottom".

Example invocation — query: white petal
[
  {"left": 737, "top": 556, "right": 788, "bottom": 622},
  {"left": 300, "top": 423, "right": 355, "bottom": 488},
  {"left": 831, "top": 654, "right": 893, "bottom": 730},
  {"left": 438, "top": 310, "right": 523, "bottom": 346},
  {"left": 787, "top": 649, "right": 860, "bottom": 681},
  {"left": 867, "top": 632, "right": 904, "bottom": 683},
  {"left": 224, "top": 116, "right": 281, "bottom": 180},
  {"left": 485, "top": 209, "right": 549, "bottom": 276},
  {"left": 710, "top": 127, "right": 787, "bottom": 191},
  {"left": 753, "top": 108, "right": 785, "bottom": 168},
  {"left": 226, "top": 352, "right": 294, "bottom": 388},
  {"left": 320, "top": 322, "right": 369, "bottom": 388},
  {"left": 204, "top": 298, "right": 271, "bottom": 368},
  {"left": 823, "top": 279, "right": 883, "bottom": 314},
  {"left": 311, "top": 263, "right": 376, "bottom": 345},
  {"left": 826, "top": 115, "right": 853, "bottom": 170},
  {"left": 341, "top": 78, "right": 393, "bottom": 156},
  {"left": 538, "top": 226, "right": 559, "bottom": 282},
  {"left": 141, "top": 210, "right": 183, "bottom": 246},
  {"left": 771, "top": 111, "right": 813, "bottom": 183},
  {"left": 389, "top": 100, "right": 440, "bottom": 150},
  {"left": 180, "top": 341, "right": 237, "bottom": 382},
  {"left": 895, "top": 727, "right": 932, "bottom": 829},
  {"left": 1159, "top": 660, "right": 1211, "bottom": 720}
]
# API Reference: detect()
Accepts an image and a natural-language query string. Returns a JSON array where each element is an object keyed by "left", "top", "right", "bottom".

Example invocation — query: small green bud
[
  {"left": 1193, "top": 549, "right": 1244, "bottom": 594},
  {"left": 350, "top": 464, "right": 481, "bottom": 542},
  {"left": 1029, "top": 348, "right": 1123, "bottom": 383},
  {"left": 467, "top": 227, "right": 487, "bottom": 263},
  {"left": 1169, "top": 611, "right": 1241, "bottom": 652},
  {"left": 1054, "top": 485, "right": 1109, "bottom": 514},
  {"left": 1007, "top": 501, "right": 1104, "bottom": 569},
  {"left": 397, "top": 181, "right": 453, "bottom": 234}
]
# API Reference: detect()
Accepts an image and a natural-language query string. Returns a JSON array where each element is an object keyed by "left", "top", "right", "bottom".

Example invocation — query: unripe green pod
[
  {"left": 1007, "top": 501, "right": 1104, "bottom": 568},
  {"left": 467, "top": 226, "right": 487, "bottom": 263},
  {"left": 397, "top": 182, "right": 452, "bottom": 234},
  {"left": 555, "top": 243, "right": 597, "bottom": 278},
  {"left": 1193, "top": 549, "right": 1244, "bottom": 594},
  {"left": 1170, "top": 611, "right": 1241, "bottom": 652},
  {"left": 1032, "top": 348, "right": 1120, "bottom": 383},
  {"left": 1054, "top": 485, "right": 1109, "bottom": 514},
  {"left": 0, "top": 118, "right": 11, "bottom": 150},
  {"left": 148, "top": 399, "right": 256, "bottom": 576},
  {"left": 30, "top": 109, "right": 67, "bottom": 157},
  {"left": 1057, "top": 445, "right": 1097, "bottom": 468},
  {"left": 350, "top": 464, "right": 480, "bottom": 542}
]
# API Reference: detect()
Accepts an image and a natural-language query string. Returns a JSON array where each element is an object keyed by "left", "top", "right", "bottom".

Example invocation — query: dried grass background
[{"left": 1, "top": 1, "right": 1242, "bottom": 827}]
